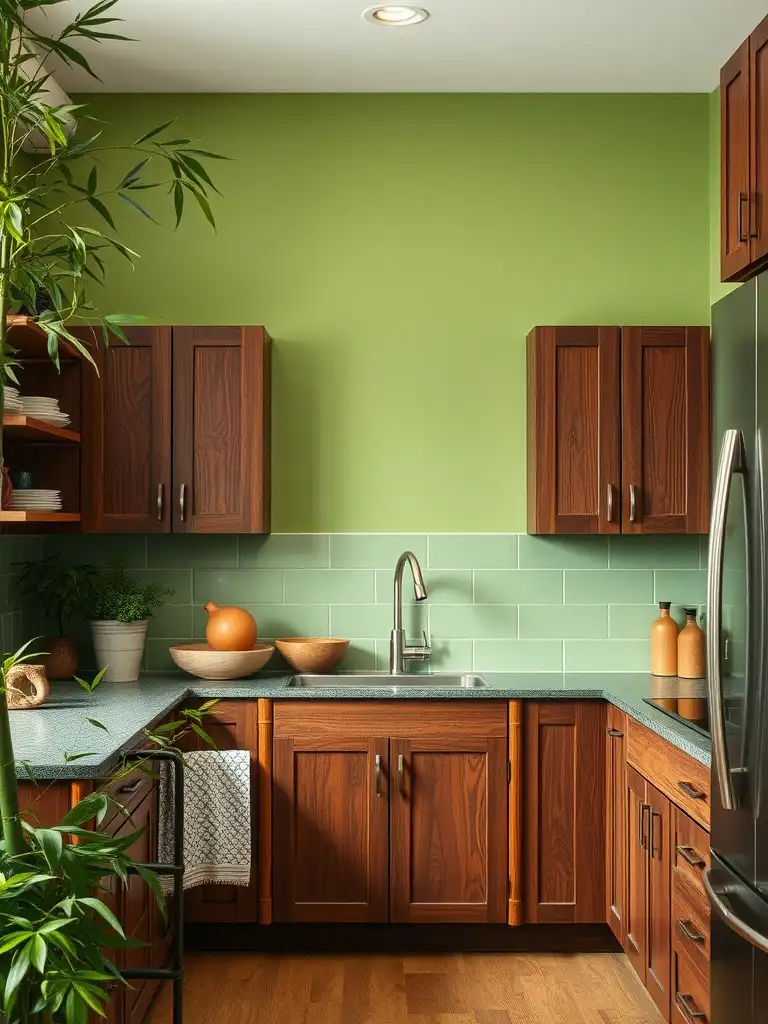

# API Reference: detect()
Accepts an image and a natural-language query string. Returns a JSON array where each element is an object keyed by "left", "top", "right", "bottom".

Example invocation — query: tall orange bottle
[
  {"left": 678, "top": 607, "right": 706, "bottom": 679},
  {"left": 650, "top": 602, "right": 679, "bottom": 676}
]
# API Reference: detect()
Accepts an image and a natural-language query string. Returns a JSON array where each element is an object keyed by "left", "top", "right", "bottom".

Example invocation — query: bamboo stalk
[{"left": 0, "top": 682, "right": 25, "bottom": 858}]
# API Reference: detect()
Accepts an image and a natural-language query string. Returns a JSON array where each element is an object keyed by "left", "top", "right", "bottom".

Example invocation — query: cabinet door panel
[
  {"left": 527, "top": 326, "right": 620, "bottom": 535},
  {"left": 180, "top": 701, "right": 259, "bottom": 923},
  {"left": 751, "top": 17, "right": 768, "bottom": 266},
  {"left": 82, "top": 327, "right": 172, "bottom": 532},
  {"left": 606, "top": 704, "right": 627, "bottom": 944},
  {"left": 273, "top": 735, "right": 389, "bottom": 922},
  {"left": 524, "top": 701, "right": 605, "bottom": 923},
  {"left": 621, "top": 327, "right": 710, "bottom": 535},
  {"left": 647, "top": 783, "right": 672, "bottom": 1021},
  {"left": 172, "top": 326, "right": 270, "bottom": 533},
  {"left": 390, "top": 735, "right": 506, "bottom": 923},
  {"left": 721, "top": 41, "right": 751, "bottom": 281},
  {"left": 625, "top": 765, "right": 648, "bottom": 985}
]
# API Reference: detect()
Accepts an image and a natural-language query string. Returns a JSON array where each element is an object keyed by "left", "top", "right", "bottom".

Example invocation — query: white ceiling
[{"left": 29, "top": 0, "right": 768, "bottom": 93}]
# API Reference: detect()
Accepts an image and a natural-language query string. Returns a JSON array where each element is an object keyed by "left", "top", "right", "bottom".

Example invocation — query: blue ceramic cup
[{"left": 9, "top": 470, "right": 32, "bottom": 489}]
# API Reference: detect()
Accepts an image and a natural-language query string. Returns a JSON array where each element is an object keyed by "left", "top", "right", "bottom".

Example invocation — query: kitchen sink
[{"left": 287, "top": 673, "right": 488, "bottom": 689}]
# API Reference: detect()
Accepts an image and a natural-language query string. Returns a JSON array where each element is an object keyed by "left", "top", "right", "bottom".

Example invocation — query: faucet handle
[{"left": 403, "top": 631, "right": 431, "bottom": 662}]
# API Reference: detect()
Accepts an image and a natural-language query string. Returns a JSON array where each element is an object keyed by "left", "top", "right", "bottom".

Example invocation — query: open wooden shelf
[
  {"left": 5, "top": 315, "right": 86, "bottom": 361},
  {"left": 0, "top": 511, "right": 81, "bottom": 523},
  {"left": 3, "top": 415, "right": 81, "bottom": 443}
]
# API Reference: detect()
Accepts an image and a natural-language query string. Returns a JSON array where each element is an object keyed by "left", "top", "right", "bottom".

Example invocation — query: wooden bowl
[
  {"left": 275, "top": 637, "right": 349, "bottom": 673},
  {"left": 169, "top": 643, "right": 274, "bottom": 680}
]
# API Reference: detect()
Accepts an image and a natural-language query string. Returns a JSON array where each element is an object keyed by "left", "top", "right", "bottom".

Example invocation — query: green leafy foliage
[
  {"left": 0, "top": 641, "right": 219, "bottom": 1024},
  {"left": 80, "top": 563, "right": 172, "bottom": 623},
  {"left": 13, "top": 555, "right": 97, "bottom": 636}
]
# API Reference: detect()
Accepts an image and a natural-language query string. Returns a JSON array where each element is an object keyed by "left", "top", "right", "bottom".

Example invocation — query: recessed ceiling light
[{"left": 364, "top": 6, "right": 430, "bottom": 27}]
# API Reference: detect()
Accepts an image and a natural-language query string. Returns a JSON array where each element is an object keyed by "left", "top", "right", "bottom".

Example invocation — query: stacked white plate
[
  {"left": 18, "top": 395, "right": 70, "bottom": 427},
  {"left": 7, "top": 489, "right": 63, "bottom": 512},
  {"left": 3, "top": 386, "right": 22, "bottom": 413}
]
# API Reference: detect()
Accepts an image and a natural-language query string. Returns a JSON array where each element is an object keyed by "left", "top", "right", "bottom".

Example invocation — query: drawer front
[
  {"left": 673, "top": 866, "right": 711, "bottom": 973},
  {"left": 673, "top": 806, "right": 710, "bottom": 894},
  {"left": 102, "top": 768, "right": 155, "bottom": 836},
  {"left": 672, "top": 946, "right": 710, "bottom": 1024},
  {"left": 627, "top": 719, "right": 710, "bottom": 828}
]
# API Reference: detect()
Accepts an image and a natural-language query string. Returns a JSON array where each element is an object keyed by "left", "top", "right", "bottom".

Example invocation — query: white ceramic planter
[{"left": 91, "top": 620, "right": 148, "bottom": 683}]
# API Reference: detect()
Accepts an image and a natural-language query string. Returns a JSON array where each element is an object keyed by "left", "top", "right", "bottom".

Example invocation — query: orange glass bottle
[{"left": 678, "top": 607, "right": 706, "bottom": 679}]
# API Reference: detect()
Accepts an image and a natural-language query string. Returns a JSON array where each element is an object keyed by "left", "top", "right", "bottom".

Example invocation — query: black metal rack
[{"left": 121, "top": 749, "right": 185, "bottom": 1024}]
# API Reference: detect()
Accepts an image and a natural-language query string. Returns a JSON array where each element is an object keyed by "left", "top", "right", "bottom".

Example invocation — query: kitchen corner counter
[{"left": 10, "top": 671, "right": 711, "bottom": 780}]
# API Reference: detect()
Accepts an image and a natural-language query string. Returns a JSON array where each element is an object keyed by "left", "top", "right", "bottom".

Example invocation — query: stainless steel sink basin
[{"left": 287, "top": 673, "right": 488, "bottom": 689}]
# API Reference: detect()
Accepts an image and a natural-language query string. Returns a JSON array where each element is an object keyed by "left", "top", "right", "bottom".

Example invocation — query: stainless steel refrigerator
[{"left": 708, "top": 276, "right": 768, "bottom": 1024}]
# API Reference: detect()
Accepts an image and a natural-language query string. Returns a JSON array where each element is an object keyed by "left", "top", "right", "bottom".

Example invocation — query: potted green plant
[
  {"left": 82, "top": 564, "right": 173, "bottom": 682},
  {"left": 13, "top": 555, "right": 96, "bottom": 679}
]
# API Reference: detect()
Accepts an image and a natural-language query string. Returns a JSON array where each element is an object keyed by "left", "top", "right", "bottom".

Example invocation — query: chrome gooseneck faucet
[{"left": 389, "top": 550, "right": 431, "bottom": 674}]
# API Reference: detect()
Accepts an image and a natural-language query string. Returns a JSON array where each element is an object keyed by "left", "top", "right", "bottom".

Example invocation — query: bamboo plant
[{"left": 0, "top": 1, "right": 226, "bottom": 1018}]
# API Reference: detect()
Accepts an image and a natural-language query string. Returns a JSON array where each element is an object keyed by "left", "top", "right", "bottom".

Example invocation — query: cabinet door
[
  {"left": 621, "top": 327, "right": 710, "bottom": 535},
  {"left": 273, "top": 733, "right": 389, "bottom": 922},
  {"left": 647, "top": 783, "right": 672, "bottom": 1021},
  {"left": 82, "top": 327, "right": 172, "bottom": 532},
  {"left": 606, "top": 704, "right": 627, "bottom": 944},
  {"left": 389, "top": 734, "right": 507, "bottom": 923},
  {"left": 172, "top": 326, "right": 270, "bottom": 534},
  {"left": 750, "top": 16, "right": 768, "bottom": 266},
  {"left": 721, "top": 41, "right": 751, "bottom": 281},
  {"left": 523, "top": 701, "right": 605, "bottom": 923},
  {"left": 180, "top": 701, "right": 259, "bottom": 924},
  {"left": 121, "top": 788, "right": 159, "bottom": 1024},
  {"left": 527, "top": 326, "right": 620, "bottom": 535},
  {"left": 625, "top": 765, "right": 648, "bottom": 985}
]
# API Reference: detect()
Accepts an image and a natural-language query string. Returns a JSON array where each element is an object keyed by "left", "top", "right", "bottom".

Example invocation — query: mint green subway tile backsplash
[{"left": 31, "top": 533, "right": 712, "bottom": 673}]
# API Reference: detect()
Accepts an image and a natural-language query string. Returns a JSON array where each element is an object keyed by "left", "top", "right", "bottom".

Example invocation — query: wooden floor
[{"left": 146, "top": 951, "right": 663, "bottom": 1023}]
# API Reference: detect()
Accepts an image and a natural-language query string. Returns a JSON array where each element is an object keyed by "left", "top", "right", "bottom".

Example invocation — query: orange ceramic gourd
[{"left": 204, "top": 602, "right": 258, "bottom": 652}]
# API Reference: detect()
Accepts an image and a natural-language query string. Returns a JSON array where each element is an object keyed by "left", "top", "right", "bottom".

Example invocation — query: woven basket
[{"left": 6, "top": 664, "right": 49, "bottom": 709}]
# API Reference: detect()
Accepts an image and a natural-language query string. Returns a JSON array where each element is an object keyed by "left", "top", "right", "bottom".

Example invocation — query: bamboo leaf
[
  {"left": 133, "top": 119, "right": 175, "bottom": 145},
  {"left": 87, "top": 165, "right": 98, "bottom": 194},
  {"left": 30, "top": 933, "right": 47, "bottom": 973},
  {"left": 118, "top": 191, "right": 158, "bottom": 223},
  {"left": 135, "top": 864, "right": 167, "bottom": 921},
  {"left": 77, "top": 897, "right": 125, "bottom": 938},
  {"left": 86, "top": 717, "right": 109, "bottom": 732},
  {"left": 173, "top": 180, "right": 184, "bottom": 227},
  {"left": 181, "top": 181, "right": 216, "bottom": 230},
  {"left": 118, "top": 157, "right": 150, "bottom": 189},
  {"left": 191, "top": 722, "right": 217, "bottom": 748},
  {"left": 86, "top": 195, "right": 116, "bottom": 229},
  {"left": 37, "top": 827, "right": 63, "bottom": 871},
  {"left": 4, "top": 944, "right": 31, "bottom": 1001}
]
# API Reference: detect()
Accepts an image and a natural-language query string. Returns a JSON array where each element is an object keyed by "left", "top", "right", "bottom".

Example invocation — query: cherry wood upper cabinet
[
  {"left": 527, "top": 326, "right": 620, "bottom": 535},
  {"left": 82, "top": 326, "right": 172, "bottom": 533},
  {"left": 172, "top": 327, "right": 270, "bottom": 534},
  {"left": 606, "top": 704, "right": 627, "bottom": 946},
  {"left": 523, "top": 701, "right": 605, "bottom": 923},
  {"left": 621, "top": 327, "right": 710, "bottom": 535},
  {"left": 721, "top": 14, "right": 768, "bottom": 282},
  {"left": 83, "top": 325, "right": 271, "bottom": 534},
  {"left": 527, "top": 325, "right": 710, "bottom": 536},
  {"left": 389, "top": 720, "right": 507, "bottom": 924}
]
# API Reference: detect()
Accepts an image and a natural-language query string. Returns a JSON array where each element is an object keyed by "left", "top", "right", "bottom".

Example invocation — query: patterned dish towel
[{"left": 158, "top": 749, "right": 251, "bottom": 893}]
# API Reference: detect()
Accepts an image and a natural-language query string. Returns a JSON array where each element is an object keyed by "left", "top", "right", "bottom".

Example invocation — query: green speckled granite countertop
[{"left": 9, "top": 672, "right": 711, "bottom": 779}]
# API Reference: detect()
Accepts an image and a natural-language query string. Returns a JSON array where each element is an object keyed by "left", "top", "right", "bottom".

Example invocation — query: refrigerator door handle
[
  {"left": 707, "top": 428, "right": 745, "bottom": 811},
  {"left": 704, "top": 867, "right": 768, "bottom": 954}
]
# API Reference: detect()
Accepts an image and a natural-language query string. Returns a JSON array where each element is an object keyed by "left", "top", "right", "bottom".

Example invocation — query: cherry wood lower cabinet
[
  {"left": 605, "top": 704, "right": 627, "bottom": 944},
  {"left": 178, "top": 700, "right": 260, "bottom": 924},
  {"left": 272, "top": 702, "right": 508, "bottom": 925},
  {"left": 523, "top": 701, "right": 606, "bottom": 923}
]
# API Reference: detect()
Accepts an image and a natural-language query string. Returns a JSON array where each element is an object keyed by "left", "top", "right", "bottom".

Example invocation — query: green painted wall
[{"left": 77, "top": 94, "right": 710, "bottom": 532}]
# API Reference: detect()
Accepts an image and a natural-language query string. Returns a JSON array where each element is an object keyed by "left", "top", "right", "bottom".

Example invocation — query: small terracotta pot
[{"left": 44, "top": 636, "right": 78, "bottom": 681}]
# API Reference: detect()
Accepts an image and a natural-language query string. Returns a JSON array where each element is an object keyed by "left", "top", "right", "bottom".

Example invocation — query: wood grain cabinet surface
[
  {"left": 523, "top": 701, "right": 606, "bottom": 923},
  {"left": 721, "top": 13, "right": 768, "bottom": 283},
  {"left": 83, "top": 325, "right": 270, "bottom": 534},
  {"left": 527, "top": 326, "right": 710, "bottom": 536},
  {"left": 272, "top": 702, "right": 508, "bottom": 925},
  {"left": 605, "top": 704, "right": 627, "bottom": 945}
]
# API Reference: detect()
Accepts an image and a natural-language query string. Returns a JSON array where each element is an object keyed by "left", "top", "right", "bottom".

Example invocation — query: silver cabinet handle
[
  {"left": 117, "top": 778, "right": 144, "bottom": 796},
  {"left": 374, "top": 754, "right": 382, "bottom": 798},
  {"left": 707, "top": 428, "right": 745, "bottom": 811},
  {"left": 703, "top": 867, "right": 768, "bottom": 954},
  {"left": 397, "top": 753, "right": 404, "bottom": 795},
  {"left": 606, "top": 484, "right": 614, "bottom": 523},
  {"left": 676, "top": 993, "right": 707, "bottom": 1022},
  {"left": 179, "top": 483, "right": 187, "bottom": 523},
  {"left": 607, "top": 727, "right": 624, "bottom": 738},
  {"left": 676, "top": 919, "right": 706, "bottom": 944},
  {"left": 156, "top": 483, "right": 164, "bottom": 522},
  {"left": 629, "top": 483, "right": 637, "bottom": 522},
  {"left": 738, "top": 191, "right": 749, "bottom": 243},
  {"left": 639, "top": 803, "right": 649, "bottom": 849},
  {"left": 676, "top": 845, "right": 705, "bottom": 869},
  {"left": 649, "top": 809, "right": 661, "bottom": 860}
]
